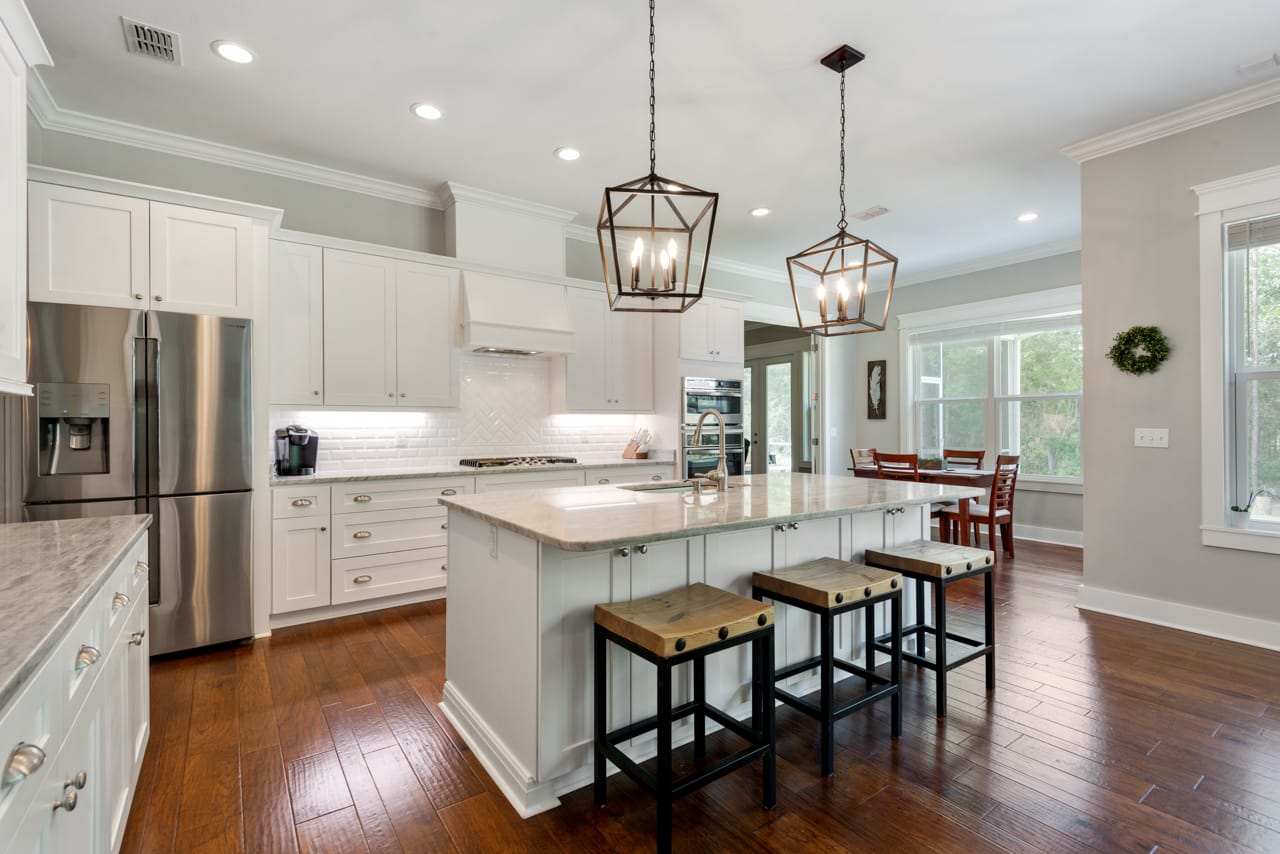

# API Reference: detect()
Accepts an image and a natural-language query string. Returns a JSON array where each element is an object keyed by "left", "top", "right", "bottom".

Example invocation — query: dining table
[{"left": 848, "top": 465, "right": 994, "bottom": 547}]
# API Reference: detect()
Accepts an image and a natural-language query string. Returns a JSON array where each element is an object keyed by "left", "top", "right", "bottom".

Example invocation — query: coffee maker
[{"left": 274, "top": 425, "right": 319, "bottom": 476}]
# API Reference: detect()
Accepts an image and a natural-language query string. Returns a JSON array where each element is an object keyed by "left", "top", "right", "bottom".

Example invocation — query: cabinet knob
[
  {"left": 292, "top": 498, "right": 313, "bottom": 507},
  {"left": 442, "top": 563, "right": 447, "bottom": 572},
  {"left": 354, "top": 575, "right": 373, "bottom": 585},
  {"left": 313, "top": 390, "right": 320, "bottom": 396},
  {"left": 353, "top": 531, "right": 372, "bottom": 540},
  {"left": 651, "top": 474, "right": 662, "bottom": 481},
  {"left": 637, "top": 544, "right": 648, "bottom": 555},
  {"left": 2, "top": 743, "right": 46, "bottom": 788},
  {"left": 153, "top": 295, "right": 164, "bottom": 302},
  {"left": 598, "top": 478, "right": 610, "bottom": 484},
  {"left": 388, "top": 393, "right": 394, "bottom": 398},
  {"left": 400, "top": 393, "right": 407, "bottom": 398},
  {"left": 112, "top": 592, "right": 130, "bottom": 609},
  {"left": 774, "top": 524, "right": 786, "bottom": 533},
  {"left": 129, "top": 630, "right": 146, "bottom": 646},
  {"left": 74, "top": 645, "right": 102, "bottom": 672},
  {"left": 353, "top": 495, "right": 372, "bottom": 503},
  {"left": 133, "top": 293, "right": 144, "bottom": 301},
  {"left": 69, "top": 771, "right": 87, "bottom": 790},
  {"left": 53, "top": 788, "right": 78, "bottom": 812},
  {"left": 440, "top": 522, "right": 448, "bottom": 530},
  {"left": 319, "top": 526, "right": 327, "bottom": 532},
  {"left": 617, "top": 547, "right": 630, "bottom": 557},
  {"left": 788, "top": 522, "right": 800, "bottom": 531}
]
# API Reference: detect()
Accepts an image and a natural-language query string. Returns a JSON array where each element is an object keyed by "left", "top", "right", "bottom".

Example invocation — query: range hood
[{"left": 460, "top": 271, "right": 575, "bottom": 356}]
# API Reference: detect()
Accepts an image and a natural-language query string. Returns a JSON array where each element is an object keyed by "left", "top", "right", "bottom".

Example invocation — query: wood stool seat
[
  {"left": 864, "top": 540, "right": 996, "bottom": 718},
  {"left": 751, "top": 558, "right": 903, "bottom": 776},
  {"left": 594, "top": 582, "right": 774, "bottom": 658}
]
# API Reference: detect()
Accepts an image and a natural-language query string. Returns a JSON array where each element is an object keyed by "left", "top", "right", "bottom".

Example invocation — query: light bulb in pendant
[
  {"left": 816, "top": 283, "right": 827, "bottom": 320},
  {"left": 667, "top": 238, "right": 678, "bottom": 261}
]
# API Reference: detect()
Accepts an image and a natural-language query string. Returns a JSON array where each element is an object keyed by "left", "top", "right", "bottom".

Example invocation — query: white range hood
[{"left": 460, "top": 270, "right": 574, "bottom": 356}]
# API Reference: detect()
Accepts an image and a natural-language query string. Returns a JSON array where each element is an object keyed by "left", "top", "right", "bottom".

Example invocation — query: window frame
[{"left": 898, "top": 286, "right": 1083, "bottom": 489}]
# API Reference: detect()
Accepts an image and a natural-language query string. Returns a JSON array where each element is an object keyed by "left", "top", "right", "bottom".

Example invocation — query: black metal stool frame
[
  {"left": 593, "top": 623, "right": 776, "bottom": 854},
  {"left": 751, "top": 585, "right": 902, "bottom": 776},
  {"left": 871, "top": 566, "right": 994, "bottom": 718}
]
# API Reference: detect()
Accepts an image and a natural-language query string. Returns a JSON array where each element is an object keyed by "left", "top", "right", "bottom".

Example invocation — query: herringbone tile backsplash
[{"left": 270, "top": 353, "right": 647, "bottom": 474}]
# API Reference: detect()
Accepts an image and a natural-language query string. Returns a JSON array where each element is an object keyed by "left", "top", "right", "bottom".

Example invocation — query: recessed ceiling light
[
  {"left": 750, "top": 207, "right": 770, "bottom": 217},
  {"left": 411, "top": 103, "right": 443, "bottom": 121},
  {"left": 1017, "top": 212, "right": 1039, "bottom": 223},
  {"left": 211, "top": 41, "right": 253, "bottom": 64},
  {"left": 554, "top": 147, "right": 581, "bottom": 161}
]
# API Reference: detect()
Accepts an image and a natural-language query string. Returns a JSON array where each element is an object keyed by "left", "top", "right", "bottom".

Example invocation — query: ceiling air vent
[
  {"left": 121, "top": 17, "right": 182, "bottom": 65},
  {"left": 853, "top": 205, "right": 889, "bottom": 222}
]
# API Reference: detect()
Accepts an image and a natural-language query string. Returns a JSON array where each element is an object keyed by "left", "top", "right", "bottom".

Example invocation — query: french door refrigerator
[{"left": 23, "top": 303, "right": 253, "bottom": 655}]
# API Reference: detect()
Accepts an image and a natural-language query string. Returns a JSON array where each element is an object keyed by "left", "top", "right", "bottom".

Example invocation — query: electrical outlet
[{"left": 1134, "top": 428, "right": 1169, "bottom": 448}]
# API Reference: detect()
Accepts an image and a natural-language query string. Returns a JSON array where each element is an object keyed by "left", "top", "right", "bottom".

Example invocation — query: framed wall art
[{"left": 867, "top": 359, "right": 886, "bottom": 420}]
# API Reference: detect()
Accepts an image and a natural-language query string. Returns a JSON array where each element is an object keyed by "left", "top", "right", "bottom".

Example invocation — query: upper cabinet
[
  {"left": 29, "top": 183, "right": 255, "bottom": 318},
  {"left": 320, "top": 247, "right": 459, "bottom": 408},
  {"left": 269, "top": 241, "right": 324, "bottom": 404},
  {"left": 562, "top": 288, "right": 653, "bottom": 412},
  {"left": 0, "top": 5, "right": 50, "bottom": 396},
  {"left": 679, "top": 297, "right": 744, "bottom": 365}
]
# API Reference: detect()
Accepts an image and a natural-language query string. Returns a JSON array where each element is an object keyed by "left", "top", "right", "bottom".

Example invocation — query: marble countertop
[
  {"left": 440, "top": 472, "right": 982, "bottom": 552},
  {"left": 0, "top": 515, "right": 152, "bottom": 711},
  {"left": 271, "top": 456, "right": 675, "bottom": 486}
]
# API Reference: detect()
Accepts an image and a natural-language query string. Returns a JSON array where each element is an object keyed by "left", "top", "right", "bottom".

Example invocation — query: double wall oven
[{"left": 683, "top": 377, "right": 745, "bottom": 479}]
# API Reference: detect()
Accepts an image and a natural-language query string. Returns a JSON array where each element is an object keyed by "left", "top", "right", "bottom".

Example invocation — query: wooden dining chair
[
  {"left": 849, "top": 448, "right": 877, "bottom": 469},
  {"left": 874, "top": 452, "right": 920, "bottom": 482},
  {"left": 940, "top": 455, "right": 1019, "bottom": 558},
  {"left": 941, "top": 449, "right": 985, "bottom": 470}
]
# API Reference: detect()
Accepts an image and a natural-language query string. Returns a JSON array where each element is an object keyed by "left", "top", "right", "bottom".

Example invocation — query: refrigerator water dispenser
[{"left": 37, "top": 382, "right": 111, "bottom": 476}]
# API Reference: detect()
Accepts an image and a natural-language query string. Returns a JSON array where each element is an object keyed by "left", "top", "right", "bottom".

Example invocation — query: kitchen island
[{"left": 438, "top": 473, "right": 981, "bottom": 817}]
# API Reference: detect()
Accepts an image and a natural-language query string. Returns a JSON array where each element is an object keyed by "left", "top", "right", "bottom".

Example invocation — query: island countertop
[
  {"left": 439, "top": 472, "right": 981, "bottom": 552},
  {"left": 0, "top": 515, "right": 152, "bottom": 711}
]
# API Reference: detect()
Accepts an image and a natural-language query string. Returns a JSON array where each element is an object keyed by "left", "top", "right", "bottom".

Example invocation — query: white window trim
[
  {"left": 897, "top": 286, "right": 1083, "bottom": 492},
  {"left": 1194, "top": 164, "right": 1280, "bottom": 554}
]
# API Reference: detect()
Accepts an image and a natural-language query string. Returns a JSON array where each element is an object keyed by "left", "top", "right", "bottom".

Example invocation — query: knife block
[{"left": 622, "top": 440, "right": 648, "bottom": 459}]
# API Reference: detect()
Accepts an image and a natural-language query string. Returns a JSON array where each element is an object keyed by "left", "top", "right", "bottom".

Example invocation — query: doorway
[{"left": 742, "top": 323, "right": 816, "bottom": 474}]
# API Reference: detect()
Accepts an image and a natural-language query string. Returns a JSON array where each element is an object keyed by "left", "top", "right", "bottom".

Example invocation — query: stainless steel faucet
[{"left": 692, "top": 408, "right": 729, "bottom": 492}]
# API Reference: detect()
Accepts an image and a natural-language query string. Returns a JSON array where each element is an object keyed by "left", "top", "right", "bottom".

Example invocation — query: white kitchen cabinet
[
  {"left": 678, "top": 297, "right": 743, "bottom": 365},
  {"left": 582, "top": 465, "right": 671, "bottom": 485},
  {"left": 269, "top": 241, "right": 325, "bottom": 404},
  {"left": 395, "top": 260, "right": 459, "bottom": 407},
  {"left": 562, "top": 289, "right": 653, "bottom": 412},
  {"left": 29, "top": 184, "right": 255, "bottom": 317},
  {"left": 272, "top": 517, "right": 332, "bottom": 614}
]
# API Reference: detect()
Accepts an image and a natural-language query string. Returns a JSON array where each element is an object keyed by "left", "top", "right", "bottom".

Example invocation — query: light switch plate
[{"left": 1135, "top": 427, "right": 1169, "bottom": 448}]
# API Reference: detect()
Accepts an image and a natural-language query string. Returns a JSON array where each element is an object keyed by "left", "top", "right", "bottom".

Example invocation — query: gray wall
[
  {"left": 824, "top": 251, "right": 1084, "bottom": 539},
  {"left": 1081, "top": 101, "right": 1280, "bottom": 622},
  {"left": 27, "top": 119, "right": 444, "bottom": 254}
]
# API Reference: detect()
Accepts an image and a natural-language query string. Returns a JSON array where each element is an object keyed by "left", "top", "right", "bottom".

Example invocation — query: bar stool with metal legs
[
  {"left": 864, "top": 540, "right": 995, "bottom": 718},
  {"left": 594, "top": 583, "right": 777, "bottom": 854},
  {"left": 751, "top": 557, "right": 903, "bottom": 776}
]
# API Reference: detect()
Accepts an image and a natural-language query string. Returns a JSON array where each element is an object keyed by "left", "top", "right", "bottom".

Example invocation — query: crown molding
[
  {"left": 440, "top": 182, "right": 578, "bottom": 223},
  {"left": 894, "top": 236, "right": 1081, "bottom": 287},
  {"left": 0, "top": 0, "right": 52, "bottom": 66},
  {"left": 1192, "top": 163, "right": 1280, "bottom": 215},
  {"left": 564, "top": 222, "right": 787, "bottom": 283},
  {"left": 1062, "top": 76, "right": 1280, "bottom": 163},
  {"left": 26, "top": 71, "right": 442, "bottom": 208}
]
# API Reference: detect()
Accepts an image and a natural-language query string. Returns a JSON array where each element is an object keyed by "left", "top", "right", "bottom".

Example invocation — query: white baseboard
[
  {"left": 929, "top": 521, "right": 1083, "bottom": 548},
  {"left": 1077, "top": 585, "right": 1280, "bottom": 652},
  {"left": 267, "top": 588, "right": 446, "bottom": 632}
]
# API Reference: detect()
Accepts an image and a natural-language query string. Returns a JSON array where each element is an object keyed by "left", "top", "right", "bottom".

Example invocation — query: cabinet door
[
  {"left": 149, "top": 202, "right": 253, "bottom": 317},
  {"left": 269, "top": 241, "right": 324, "bottom": 404},
  {"left": 610, "top": 308, "right": 653, "bottom": 410},
  {"left": 323, "top": 248, "right": 397, "bottom": 405},
  {"left": 678, "top": 299, "right": 711, "bottom": 360},
  {"left": 28, "top": 183, "right": 149, "bottom": 309},
  {"left": 51, "top": 696, "right": 100, "bottom": 854},
  {"left": 125, "top": 597, "right": 149, "bottom": 781},
  {"left": 99, "top": 631, "right": 131, "bottom": 853},
  {"left": 0, "top": 28, "right": 27, "bottom": 392},
  {"left": 564, "top": 289, "right": 608, "bottom": 410},
  {"left": 710, "top": 299, "right": 744, "bottom": 364},
  {"left": 775, "top": 516, "right": 844, "bottom": 690},
  {"left": 272, "top": 517, "right": 332, "bottom": 613},
  {"left": 395, "top": 260, "right": 458, "bottom": 407}
]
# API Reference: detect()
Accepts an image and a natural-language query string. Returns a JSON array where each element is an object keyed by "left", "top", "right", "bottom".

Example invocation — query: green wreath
[{"left": 1107, "top": 325, "right": 1171, "bottom": 375}]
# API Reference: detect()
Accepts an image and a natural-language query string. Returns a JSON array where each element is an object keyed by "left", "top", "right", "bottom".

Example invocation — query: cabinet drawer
[
  {"left": 583, "top": 466, "right": 671, "bottom": 485},
  {"left": 272, "top": 485, "right": 330, "bottom": 519},
  {"left": 51, "top": 590, "right": 107, "bottom": 749},
  {"left": 0, "top": 654, "right": 60, "bottom": 839},
  {"left": 333, "top": 478, "right": 471, "bottom": 512},
  {"left": 332, "top": 506, "right": 447, "bottom": 558},
  {"left": 102, "top": 553, "right": 139, "bottom": 649},
  {"left": 332, "top": 548, "right": 447, "bottom": 604}
]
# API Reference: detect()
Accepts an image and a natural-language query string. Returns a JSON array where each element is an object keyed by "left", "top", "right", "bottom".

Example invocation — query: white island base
[{"left": 437, "top": 476, "right": 963, "bottom": 818}]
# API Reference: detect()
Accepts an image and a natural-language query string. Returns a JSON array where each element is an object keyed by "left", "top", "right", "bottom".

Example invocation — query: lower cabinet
[
  {"left": 271, "top": 516, "right": 332, "bottom": 613},
  {"left": 582, "top": 465, "right": 671, "bottom": 486}
]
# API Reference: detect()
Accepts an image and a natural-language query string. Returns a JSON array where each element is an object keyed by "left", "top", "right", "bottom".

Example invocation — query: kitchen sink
[{"left": 618, "top": 480, "right": 734, "bottom": 494}]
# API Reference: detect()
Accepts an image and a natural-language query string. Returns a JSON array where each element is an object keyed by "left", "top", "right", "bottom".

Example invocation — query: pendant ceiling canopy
[
  {"left": 597, "top": 0, "right": 718, "bottom": 313},
  {"left": 787, "top": 45, "right": 899, "bottom": 336}
]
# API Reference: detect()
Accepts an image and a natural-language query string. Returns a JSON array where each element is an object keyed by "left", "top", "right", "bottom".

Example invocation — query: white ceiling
[{"left": 25, "top": 0, "right": 1280, "bottom": 280}]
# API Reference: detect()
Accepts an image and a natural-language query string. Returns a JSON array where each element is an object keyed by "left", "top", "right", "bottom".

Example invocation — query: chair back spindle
[
  {"left": 875, "top": 452, "right": 920, "bottom": 482},
  {"left": 942, "top": 449, "right": 985, "bottom": 470}
]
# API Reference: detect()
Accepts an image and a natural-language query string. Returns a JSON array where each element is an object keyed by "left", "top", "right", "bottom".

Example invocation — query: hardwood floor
[{"left": 120, "top": 541, "right": 1280, "bottom": 853}]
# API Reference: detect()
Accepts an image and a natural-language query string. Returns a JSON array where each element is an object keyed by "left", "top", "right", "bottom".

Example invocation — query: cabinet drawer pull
[
  {"left": 153, "top": 295, "right": 164, "bottom": 302},
  {"left": 135, "top": 561, "right": 148, "bottom": 576},
  {"left": 353, "top": 531, "right": 372, "bottom": 540},
  {"left": 112, "top": 592, "right": 130, "bottom": 609},
  {"left": 130, "top": 630, "right": 146, "bottom": 646},
  {"left": 53, "top": 788, "right": 78, "bottom": 812},
  {"left": 3, "top": 743, "right": 46, "bottom": 788},
  {"left": 354, "top": 495, "right": 372, "bottom": 503},
  {"left": 354, "top": 575, "right": 373, "bottom": 585},
  {"left": 69, "top": 771, "right": 86, "bottom": 790},
  {"left": 291, "top": 498, "right": 313, "bottom": 507},
  {"left": 651, "top": 474, "right": 663, "bottom": 481},
  {"left": 598, "top": 478, "right": 610, "bottom": 484},
  {"left": 74, "top": 645, "right": 101, "bottom": 672},
  {"left": 133, "top": 293, "right": 144, "bottom": 301},
  {"left": 320, "top": 526, "right": 327, "bottom": 532},
  {"left": 441, "top": 488, "right": 457, "bottom": 496}
]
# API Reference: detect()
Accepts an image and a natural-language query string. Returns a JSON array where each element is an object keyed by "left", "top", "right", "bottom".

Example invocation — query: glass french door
[{"left": 745, "top": 354, "right": 812, "bottom": 474}]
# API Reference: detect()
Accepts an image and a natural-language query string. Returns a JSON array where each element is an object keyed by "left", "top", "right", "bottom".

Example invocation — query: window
[{"left": 900, "top": 287, "right": 1082, "bottom": 483}]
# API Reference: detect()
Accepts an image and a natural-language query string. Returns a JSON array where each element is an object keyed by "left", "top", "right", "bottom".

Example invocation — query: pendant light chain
[
  {"left": 649, "top": 0, "right": 657, "bottom": 175},
  {"left": 838, "top": 69, "right": 847, "bottom": 231}
]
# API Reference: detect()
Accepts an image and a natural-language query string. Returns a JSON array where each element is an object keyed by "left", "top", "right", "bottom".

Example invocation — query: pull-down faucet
[{"left": 691, "top": 408, "right": 729, "bottom": 492}]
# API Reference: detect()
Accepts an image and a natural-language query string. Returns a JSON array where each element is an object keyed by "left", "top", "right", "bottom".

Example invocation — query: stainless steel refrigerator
[{"left": 23, "top": 303, "right": 253, "bottom": 655}]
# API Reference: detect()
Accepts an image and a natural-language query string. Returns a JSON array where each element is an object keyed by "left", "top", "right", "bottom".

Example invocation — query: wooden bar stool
[
  {"left": 594, "top": 583, "right": 776, "bottom": 854},
  {"left": 751, "top": 558, "right": 903, "bottom": 777},
  {"left": 864, "top": 541, "right": 995, "bottom": 718}
]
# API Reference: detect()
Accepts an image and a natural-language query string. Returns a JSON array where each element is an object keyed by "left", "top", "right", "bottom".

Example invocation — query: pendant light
[
  {"left": 597, "top": 0, "right": 718, "bottom": 313},
  {"left": 787, "top": 45, "right": 898, "bottom": 336}
]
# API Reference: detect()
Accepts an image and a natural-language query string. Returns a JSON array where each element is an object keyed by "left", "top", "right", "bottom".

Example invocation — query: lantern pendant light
[
  {"left": 787, "top": 45, "right": 898, "bottom": 336},
  {"left": 597, "top": 0, "right": 718, "bottom": 313}
]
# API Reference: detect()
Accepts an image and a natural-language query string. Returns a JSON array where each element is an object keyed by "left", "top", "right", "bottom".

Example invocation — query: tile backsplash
[{"left": 270, "top": 353, "right": 653, "bottom": 474}]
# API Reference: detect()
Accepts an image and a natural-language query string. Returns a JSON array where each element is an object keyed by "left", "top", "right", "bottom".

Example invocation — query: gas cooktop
[{"left": 458, "top": 456, "right": 579, "bottom": 468}]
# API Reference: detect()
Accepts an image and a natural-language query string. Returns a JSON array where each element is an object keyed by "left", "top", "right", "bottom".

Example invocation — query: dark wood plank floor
[{"left": 120, "top": 541, "right": 1280, "bottom": 853}]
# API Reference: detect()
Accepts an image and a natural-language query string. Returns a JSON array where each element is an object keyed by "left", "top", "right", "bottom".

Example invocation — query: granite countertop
[
  {"left": 439, "top": 472, "right": 982, "bottom": 552},
  {"left": 0, "top": 515, "right": 152, "bottom": 711},
  {"left": 270, "top": 456, "right": 675, "bottom": 486}
]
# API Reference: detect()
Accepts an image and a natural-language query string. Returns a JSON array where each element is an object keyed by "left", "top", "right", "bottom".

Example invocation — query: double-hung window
[{"left": 900, "top": 287, "right": 1083, "bottom": 484}]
